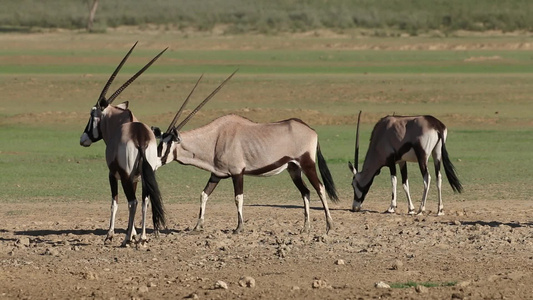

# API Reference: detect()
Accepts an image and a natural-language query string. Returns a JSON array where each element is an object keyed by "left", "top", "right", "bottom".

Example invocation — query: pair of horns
[
  {"left": 97, "top": 42, "right": 168, "bottom": 108},
  {"left": 165, "top": 69, "right": 238, "bottom": 134},
  {"left": 354, "top": 110, "right": 362, "bottom": 171}
]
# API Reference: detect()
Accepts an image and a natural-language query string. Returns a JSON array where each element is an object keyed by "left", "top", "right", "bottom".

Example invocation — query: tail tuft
[
  {"left": 317, "top": 144, "right": 339, "bottom": 203},
  {"left": 139, "top": 147, "right": 166, "bottom": 232},
  {"left": 441, "top": 139, "right": 463, "bottom": 193}
]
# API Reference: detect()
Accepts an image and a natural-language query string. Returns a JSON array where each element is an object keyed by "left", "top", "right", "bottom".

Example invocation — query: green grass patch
[{"left": 1, "top": 33, "right": 533, "bottom": 204}]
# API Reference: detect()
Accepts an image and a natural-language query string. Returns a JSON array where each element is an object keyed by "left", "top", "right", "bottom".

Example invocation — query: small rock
[
  {"left": 82, "top": 271, "right": 98, "bottom": 280},
  {"left": 238, "top": 276, "right": 256, "bottom": 288},
  {"left": 138, "top": 286, "right": 149, "bottom": 293},
  {"left": 312, "top": 279, "right": 331, "bottom": 289},
  {"left": 456, "top": 280, "right": 471, "bottom": 287},
  {"left": 453, "top": 220, "right": 461, "bottom": 225},
  {"left": 44, "top": 248, "right": 60, "bottom": 256},
  {"left": 16, "top": 237, "right": 30, "bottom": 247},
  {"left": 185, "top": 293, "right": 199, "bottom": 299},
  {"left": 335, "top": 259, "right": 345, "bottom": 265},
  {"left": 415, "top": 285, "right": 428, "bottom": 293},
  {"left": 375, "top": 281, "right": 390, "bottom": 289},
  {"left": 214, "top": 280, "right": 228, "bottom": 290},
  {"left": 391, "top": 260, "right": 403, "bottom": 270},
  {"left": 291, "top": 286, "right": 300, "bottom": 291},
  {"left": 452, "top": 292, "right": 464, "bottom": 299}
]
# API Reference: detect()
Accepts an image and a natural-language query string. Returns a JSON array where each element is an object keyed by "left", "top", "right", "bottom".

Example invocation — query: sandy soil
[{"left": 1, "top": 199, "right": 532, "bottom": 299}]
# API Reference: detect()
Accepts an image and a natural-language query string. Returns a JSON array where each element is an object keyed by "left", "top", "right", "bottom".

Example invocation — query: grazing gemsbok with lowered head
[
  {"left": 80, "top": 42, "right": 167, "bottom": 246},
  {"left": 348, "top": 111, "right": 463, "bottom": 215},
  {"left": 156, "top": 74, "right": 339, "bottom": 234}
]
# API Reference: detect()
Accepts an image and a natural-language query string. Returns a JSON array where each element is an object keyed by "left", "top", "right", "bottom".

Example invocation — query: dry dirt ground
[{"left": 1, "top": 199, "right": 533, "bottom": 300}]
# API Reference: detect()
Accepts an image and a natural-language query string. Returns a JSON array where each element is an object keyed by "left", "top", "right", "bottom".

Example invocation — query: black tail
[
  {"left": 138, "top": 147, "right": 166, "bottom": 232},
  {"left": 317, "top": 144, "right": 339, "bottom": 203},
  {"left": 440, "top": 137, "right": 463, "bottom": 193}
]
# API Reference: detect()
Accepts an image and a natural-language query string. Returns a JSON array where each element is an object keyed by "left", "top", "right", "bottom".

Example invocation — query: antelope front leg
[
  {"left": 106, "top": 174, "right": 119, "bottom": 244},
  {"left": 387, "top": 174, "right": 398, "bottom": 213},
  {"left": 193, "top": 191, "right": 209, "bottom": 232},
  {"left": 193, "top": 176, "right": 220, "bottom": 232},
  {"left": 106, "top": 198, "right": 118, "bottom": 243}
]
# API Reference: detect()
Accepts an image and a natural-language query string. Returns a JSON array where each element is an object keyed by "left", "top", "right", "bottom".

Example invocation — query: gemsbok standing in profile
[
  {"left": 348, "top": 111, "right": 463, "bottom": 215},
  {"left": 80, "top": 42, "right": 167, "bottom": 246},
  {"left": 155, "top": 73, "right": 339, "bottom": 234}
]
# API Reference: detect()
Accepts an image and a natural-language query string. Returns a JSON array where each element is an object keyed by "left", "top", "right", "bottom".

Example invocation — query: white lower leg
[
  {"left": 234, "top": 194, "right": 244, "bottom": 233},
  {"left": 140, "top": 197, "right": 148, "bottom": 241},
  {"left": 388, "top": 175, "right": 397, "bottom": 213},
  {"left": 107, "top": 199, "right": 118, "bottom": 238},
  {"left": 403, "top": 180, "right": 415, "bottom": 214},
  {"left": 194, "top": 191, "right": 209, "bottom": 230},
  {"left": 319, "top": 186, "right": 333, "bottom": 234},
  {"left": 418, "top": 174, "right": 431, "bottom": 215},
  {"left": 123, "top": 199, "right": 138, "bottom": 246},
  {"left": 301, "top": 193, "right": 311, "bottom": 233},
  {"left": 436, "top": 172, "right": 443, "bottom": 215}
]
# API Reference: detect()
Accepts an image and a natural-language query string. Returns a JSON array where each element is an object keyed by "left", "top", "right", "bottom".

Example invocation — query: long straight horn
[
  {"left": 165, "top": 74, "right": 204, "bottom": 133},
  {"left": 175, "top": 69, "right": 238, "bottom": 131},
  {"left": 97, "top": 41, "right": 138, "bottom": 106},
  {"left": 355, "top": 110, "right": 362, "bottom": 171},
  {"left": 106, "top": 46, "right": 168, "bottom": 104}
]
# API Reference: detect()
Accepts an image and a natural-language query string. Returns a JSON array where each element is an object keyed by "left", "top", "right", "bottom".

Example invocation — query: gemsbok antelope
[
  {"left": 80, "top": 42, "right": 167, "bottom": 246},
  {"left": 156, "top": 74, "right": 339, "bottom": 234},
  {"left": 348, "top": 111, "right": 463, "bottom": 215}
]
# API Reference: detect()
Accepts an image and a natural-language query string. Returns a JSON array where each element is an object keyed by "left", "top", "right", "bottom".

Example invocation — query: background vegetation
[
  {"left": 0, "top": 32, "right": 532, "bottom": 205},
  {"left": 1, "top": 0, "right": 533, "bottom": 35}
]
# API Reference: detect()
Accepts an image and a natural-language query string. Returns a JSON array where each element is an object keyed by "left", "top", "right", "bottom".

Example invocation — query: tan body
[{"left": 159, "top": 114, "right": 338, "bottom": 234}]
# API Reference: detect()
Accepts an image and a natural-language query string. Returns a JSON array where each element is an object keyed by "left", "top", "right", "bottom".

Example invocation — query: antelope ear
[
  {"left": 116, "top": 101, "right": 129, "bottom": 110},
  {"left": 171, "top": 128, "right": 181, "bottom": 142},
  {"left": 348, "top": 161, "right": 357, "bottom": 174},
  {"left": 151, "top": 126, "right": 162, "bottom": 138}
]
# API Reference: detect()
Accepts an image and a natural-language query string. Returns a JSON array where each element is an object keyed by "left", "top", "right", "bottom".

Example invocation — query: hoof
[
  {"left": 104, "top": 235, "right": 113, "bottom": 245},
  {"left": 300, "top": 227, "right": 310, "bottom": 235},
  {"left": 385, "top": 207, "right": 396, "bottom": 214},
  {"left": 192, "top": 227, "right": 204, "bottom": 233},
  {"left": 120, "top": 240, "right": 133, "bottom": 248},
  {"left": 407, "top": 210, "right": 416, "bottom": 215},
  {"left": 232, "top": 227, "right": 243, "bottom": 234},
  {"left": 135, "top": 239, "right": 148, "bottom": 248},
  {"left": 437, "top": 211, "right": 445, "bottom": 216}
]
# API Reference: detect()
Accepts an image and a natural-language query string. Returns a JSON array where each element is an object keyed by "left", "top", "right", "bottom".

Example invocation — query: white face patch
[
  {"left": 158, "top": 136, "right": 173, "bottom": 164},
  {"left": 80, "top": 107, "right": 102, "bottom": 146}
]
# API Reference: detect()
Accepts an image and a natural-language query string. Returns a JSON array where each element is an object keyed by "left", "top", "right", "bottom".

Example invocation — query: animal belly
[
  {"left": 253, "top": 163, "right": 289, "bottom": 177},
  {"left": 399, "top": 149, "right": 417, "bottom": 162}
]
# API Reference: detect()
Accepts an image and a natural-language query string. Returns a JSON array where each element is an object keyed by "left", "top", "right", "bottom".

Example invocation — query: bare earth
[{"left": 1, "top": 199, "right": 532, "bottom": 300}]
